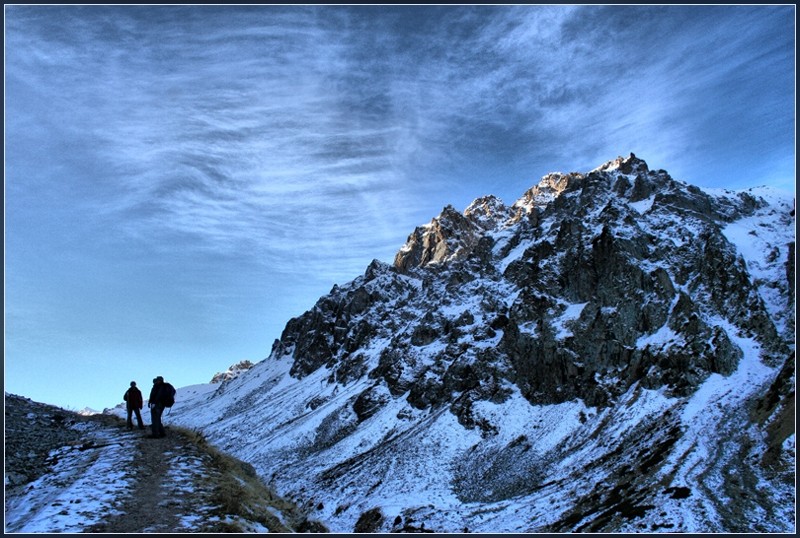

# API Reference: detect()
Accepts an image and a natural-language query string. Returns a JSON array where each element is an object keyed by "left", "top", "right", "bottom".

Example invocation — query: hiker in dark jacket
[
  {"left": 148, "top": 376, "right": 174, "bottom": 438},
  {"left": 123, "top": 381, "right": 145, "bottom": 430},
  {"left": 148, "top": 377, "right": 167, "bottom": 438}
]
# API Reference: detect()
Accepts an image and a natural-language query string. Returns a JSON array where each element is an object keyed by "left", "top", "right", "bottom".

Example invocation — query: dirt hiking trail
[
  {"left": 5, "top": 401, "right": 323, "bottom": 533},
  {"left": 85, "top": 425, "right": 219, "bottom": 533}
]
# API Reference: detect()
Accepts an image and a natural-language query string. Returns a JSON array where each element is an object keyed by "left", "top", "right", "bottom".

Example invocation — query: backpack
[{"left": 163, "top": 383, "right": 176, "bottom": 408}]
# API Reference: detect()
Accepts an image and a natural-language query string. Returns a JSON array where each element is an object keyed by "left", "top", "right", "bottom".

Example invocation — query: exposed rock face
[
  {"left": 276, "top": 154, "right": 794, "bottom": 411},
  {"left": 393, "top": 205, "right": 481, "bottom": 270}
]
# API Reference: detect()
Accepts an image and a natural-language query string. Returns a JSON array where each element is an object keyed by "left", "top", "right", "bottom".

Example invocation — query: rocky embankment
[{"left": 4, "top": 393, "right": 98, "bottom": 492}]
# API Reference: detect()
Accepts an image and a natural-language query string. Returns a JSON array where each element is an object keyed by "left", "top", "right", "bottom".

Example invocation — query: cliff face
[
  {"left": 169, "top": 154, "right": 795, "bottom": 533},
  {"left": 280, "top": 154, "right": 791, "bottom": 410}
]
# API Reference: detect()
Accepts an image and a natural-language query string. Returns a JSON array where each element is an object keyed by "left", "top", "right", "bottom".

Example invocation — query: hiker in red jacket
[{"left": 123, "top": 381, "right": 145, "bottom": 430}]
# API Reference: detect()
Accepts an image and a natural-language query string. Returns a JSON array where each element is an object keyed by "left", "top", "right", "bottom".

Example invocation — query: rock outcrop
[
  {"left": 210, "top": 360, "right": 255, "bottom": 384},
  {"left": 4, "top": 394, "right": 87, "bottom": 490}
]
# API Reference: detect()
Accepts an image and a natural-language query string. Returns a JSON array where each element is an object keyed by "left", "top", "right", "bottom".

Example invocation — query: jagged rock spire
[{"left": 592, "top": 152, "right": 650, "bottom": 174}]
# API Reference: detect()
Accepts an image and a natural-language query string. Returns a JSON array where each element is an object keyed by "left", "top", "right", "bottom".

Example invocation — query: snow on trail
[
  {"left": 5, "top": 426, "right": 137, "bottom": 533},
  {"left": 4, "top": 413, "right": 227, "bottom": 533}
]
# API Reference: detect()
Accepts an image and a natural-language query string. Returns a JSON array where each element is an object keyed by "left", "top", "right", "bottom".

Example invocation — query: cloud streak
[
  {"left": 8, "top": 7, "right": 415, "bottom": 277},
  {"left": 8, "top": 6, "right": 793, "bottom": 261},
  {"left": 6, "top": 4, "right": 795, "bottom": 294}
]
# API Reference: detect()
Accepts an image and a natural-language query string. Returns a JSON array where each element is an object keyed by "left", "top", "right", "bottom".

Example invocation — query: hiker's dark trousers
[
  {"left": 150, "top": 404, "right": 166, "bottom": 437},
  {"left": 127, "top": 406, "right": 144, "bottom": 429}
]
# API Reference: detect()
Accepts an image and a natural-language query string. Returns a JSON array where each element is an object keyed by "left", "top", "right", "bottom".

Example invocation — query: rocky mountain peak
[
  {"left": 393, "top": 203, "right": 482, "bottom": 271},
  {"left": 512, "top": 171, "right": 585, "bottom": 214},
  {"left": 164, "top": 153, "right": 795, "bottom": 534},
  {"left": 593, "top": 152, "right": 650, "bottom": 175},
  {"left": 464, "top": 195, "right": 513, "bottom": 230},
  {"left": 286, "top": 154, "right": 793, "bottom": 406},
  {"left": 395, "top": 155, "right": 667, "bottom": 273}
]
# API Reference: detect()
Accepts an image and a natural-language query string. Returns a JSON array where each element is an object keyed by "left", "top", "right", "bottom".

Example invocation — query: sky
[{"left": 4, "top": 4, "right": 796, "bottom": 412}]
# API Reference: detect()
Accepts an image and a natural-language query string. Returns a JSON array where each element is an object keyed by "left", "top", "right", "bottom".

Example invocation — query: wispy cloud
[
  {"left": 6, "top": 5, "right": 794, "bottom": 276},
  {"left": 7, "top": 7, "right": 416, "bottom": 279}
]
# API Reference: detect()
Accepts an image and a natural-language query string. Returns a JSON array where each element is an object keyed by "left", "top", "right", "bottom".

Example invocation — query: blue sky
[{"left": 4, "top": 5, "right": 795, "bottom": 411}]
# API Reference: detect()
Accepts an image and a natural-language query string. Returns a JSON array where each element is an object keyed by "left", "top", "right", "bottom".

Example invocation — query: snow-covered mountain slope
[{"left": 167, "top": 154, "right": 795, "bottom": 533}]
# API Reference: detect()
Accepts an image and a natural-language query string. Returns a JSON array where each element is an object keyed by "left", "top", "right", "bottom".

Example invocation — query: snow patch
[
  {"left": 4, "top": 428, "right": 136, "bottom": 533},
  {"left": 629, "top": 195, "right": 655, "bottom": 214},
  {"left": 554, "top": 302, "right": 588, "bottom": 340}
]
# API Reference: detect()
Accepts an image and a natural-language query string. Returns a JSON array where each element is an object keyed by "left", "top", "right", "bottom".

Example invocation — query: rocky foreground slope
[
  {"left": 4, "top": 393, "right": 324, "bottom": 533},
  {"left": 168, "top": 154, "right": 795, "bottom": 533}
]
